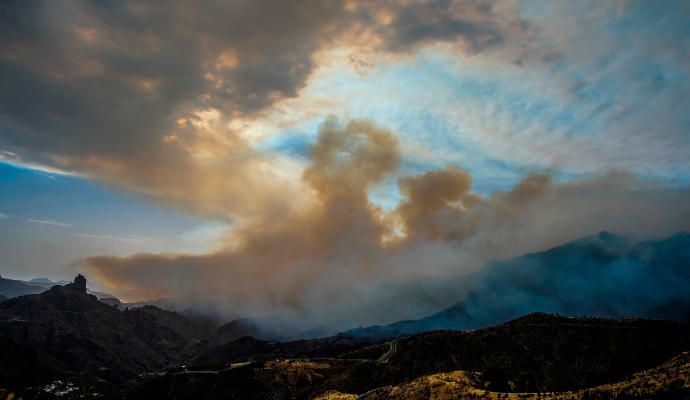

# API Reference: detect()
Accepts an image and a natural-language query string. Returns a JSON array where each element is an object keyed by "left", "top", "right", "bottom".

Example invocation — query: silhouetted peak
[{"left": 66, "top": 274, "right": 87, "bottom": 293}]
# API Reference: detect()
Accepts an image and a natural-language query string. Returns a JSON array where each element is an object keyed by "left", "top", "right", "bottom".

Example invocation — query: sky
[{"left": 1, "top": 0, "right": 690, "bottom": 331}]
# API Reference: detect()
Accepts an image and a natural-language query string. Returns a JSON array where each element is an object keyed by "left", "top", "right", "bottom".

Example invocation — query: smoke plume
[{"left": 84, "top": 118, "right": 690, "bottom": 335}]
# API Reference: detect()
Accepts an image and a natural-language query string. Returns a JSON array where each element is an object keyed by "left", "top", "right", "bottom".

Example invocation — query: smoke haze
[{"left": 84, "top": 118, "right": 690, "bottom": 335}]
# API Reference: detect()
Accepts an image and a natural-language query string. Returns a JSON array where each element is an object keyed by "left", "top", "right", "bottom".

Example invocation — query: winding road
[
  {"left": 171, "top": 339, "right": 400, "bottom": 378},
  {"left": 375, "top": 340, "right": 397, "bottom": 363}
]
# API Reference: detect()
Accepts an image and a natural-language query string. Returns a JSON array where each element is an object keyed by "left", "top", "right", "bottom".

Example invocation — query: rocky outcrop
[{"left": 65, "top": 274, "right": 87, "bottom": 293}]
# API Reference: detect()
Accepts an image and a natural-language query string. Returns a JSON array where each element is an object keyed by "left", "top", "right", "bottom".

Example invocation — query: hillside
[
  {"left": 372, "top": 313, "right": 690, "bottom": 392},
  {"left": 115, "top": 313, "right": 690, "bottom": 399},
  {"left": 2, "top": 285, "right": 689, "bottom": 399},
  {"left": 316, "top": 351, "right": 690, "bottom": 400},
  {"left": 345, "top": 232, "right": 690, "bottom": 339},
  {"left": 0, "top": 276, "right": 214, "bottom": 389}
]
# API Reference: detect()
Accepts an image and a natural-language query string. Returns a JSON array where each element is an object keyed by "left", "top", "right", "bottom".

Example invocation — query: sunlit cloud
[
  {"left": 28, "top": 218, "right": 72, "bottom": 228},
  {"left": 180, "top": 222, "right": 231, "bottom": 254},
  {"left": 0, "top": 152, "right": 75, "bottom": 177},
  {"left": 71, "top": 232, "right": 155, "bottom": 244}
]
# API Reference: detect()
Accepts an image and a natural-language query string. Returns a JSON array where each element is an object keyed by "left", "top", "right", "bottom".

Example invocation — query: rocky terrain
[
  {"left": 2, "top": 232, "right": 690, "bottom": 399},
  {"left": 4, "top": 279, "right": 687, "bottom": 400}
]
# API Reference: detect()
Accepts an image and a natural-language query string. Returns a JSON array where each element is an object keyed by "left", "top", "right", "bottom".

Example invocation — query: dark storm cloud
[
  {"left": 377, "top": 0, "right": 517, "bottom": 53},
  {"left": 0, "top": 0, "right": 346, "bottom": 158},
  {"left": 0, "top": 0, "right": 523, "bottom": 220}
]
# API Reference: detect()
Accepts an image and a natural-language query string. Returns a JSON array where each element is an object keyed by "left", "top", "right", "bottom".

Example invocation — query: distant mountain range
[
  {"left": 343, "top": 231, "right": 690, "bottom": 339},
  {"left": 0, "top": 275, "right": 50, "bottom": 298},
  {"left": 0, "top": 274, "right": 215, "bottom": 315},
  {"left": 0, "top": 275, "right": 117, "bottom": 302}
]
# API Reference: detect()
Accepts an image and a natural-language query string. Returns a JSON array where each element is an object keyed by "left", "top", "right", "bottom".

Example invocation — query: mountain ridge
[
  {"left": 2, "top": 279, "right": 690, "bottom": 398},
  {"left": 342, "top": 231, "right": 690, "bottom": 339}
]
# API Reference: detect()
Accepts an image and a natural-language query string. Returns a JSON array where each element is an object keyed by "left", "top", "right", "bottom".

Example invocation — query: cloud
[
  {"left": 372, "top": 0, "right": 525, "bottom": 54},
  {"left": 3, "top": 1, "right": 688, "bottom": 217},
  {"left": 71, "top": 232, "right": 154, "bottom": 244},
  {"left": 0, "top": 0, "right": 352, "bottom": 221},
  {"left": 0, "top": 0, "right": 533, "bottom": 223},
  {"left": 180, "top": 223, "right": 230, "bottom": 253},
  {"left": 83, "top": 119, "right": 690, "bottom": 335},
  {"left": 247, "top": 1, "right": 690, "bottom": 185},
  {"left": 0, "top": 213, "right": 8, "bottom": 219},
  {"left": 28, "top": 218, "right": 72, "bottom": 228}
]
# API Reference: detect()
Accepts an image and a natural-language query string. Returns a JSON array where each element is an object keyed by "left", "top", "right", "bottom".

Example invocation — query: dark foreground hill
[
  {"left": 345, "top": 231, "right": 690, "bottom": 339},
  {"left": 2, "top": 277, "right": 690, "bottom": 400},
  {"left": 115, "top": 313, "right": 690, "bottom": 399},
  {"left": 374, "top": 313, "right": 690, "bottom": 392},
  {"left": 316, "top": 351, "right": 690, "bottom": 400},
  {"left": 0, "top": 276, "right": 215, "bottom": 390}
]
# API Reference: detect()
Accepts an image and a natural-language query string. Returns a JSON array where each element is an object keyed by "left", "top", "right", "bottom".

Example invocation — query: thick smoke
[{"left": 84, "top": 119, "right": 690, "bottom": 336}]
